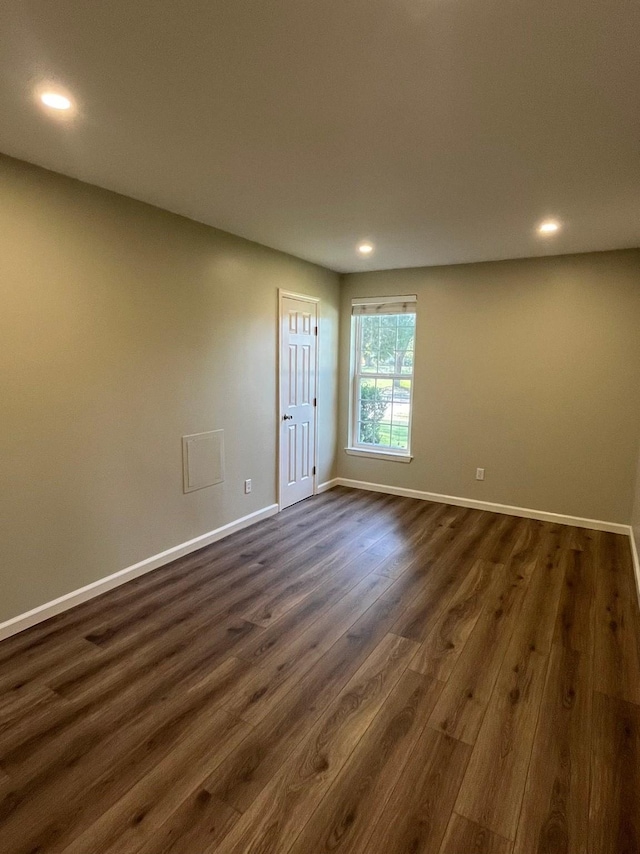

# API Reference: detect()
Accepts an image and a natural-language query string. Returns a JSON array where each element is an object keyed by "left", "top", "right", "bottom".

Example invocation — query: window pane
[
  {"left": 358, "top": 421, "right": 375, "bottom": 445},
  {"left": 389, "top": 425, "right": 409, "bottom": 450},
  {"left": 358, "top": 377, "right": 391, "bottom": 446},
  {"left": 377, "top": 423, "right": 392, "bottom": 446},
  {"left": 397, "top": 313, "right": 416, "bottom": 336},
  {"left": 391, "top": 380, "right": 411, "bottom": 421},
  {"left": 396, "top": 315, "right": 416, "bottom": 374},
  {"left": 375, "top": 377, "right": 393, "bottom": 400},
  {"left": 358, "top": 313, "right": 416, "bottom": 377},
  {"left": 360, "top": 315, "right": 380, "bottom": 373},
  {"left": 353, "top": 312, "right": 415, "bottom": 452},
  {"left": 358, "top": 378, "right": 383, "bottom": 445},
  {"left": 377, "top": 316, "right": 398, "bottom": 373},
  {"left": 390, "top": 399, "right": 410, "bottom": 428},
  {"left": 400, "top": 349, "right": 414, "bottom": 374}
]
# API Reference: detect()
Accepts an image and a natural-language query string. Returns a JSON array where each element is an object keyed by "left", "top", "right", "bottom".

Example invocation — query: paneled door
[{"left": 279, "top": 293, "right": 318, "bottom": 509}]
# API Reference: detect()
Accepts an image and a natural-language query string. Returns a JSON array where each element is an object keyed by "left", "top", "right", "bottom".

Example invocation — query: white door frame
[{"left": 277, "top": 290, "right": 320, "bottom": 511}]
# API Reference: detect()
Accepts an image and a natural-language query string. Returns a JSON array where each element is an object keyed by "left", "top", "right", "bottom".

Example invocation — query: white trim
[
  {"left": 277, "top": 290, "right": 321, "bottom": 511},
  {"left": 629, "top": 526, "right": 640, "bottom": 609},
  {"left": 0, "top": 504, "right": 278, "bottom": 642},
  {"left": 278, "top": 291, "right": 321, "bottom": 304},
  {"left": 317, "top": 478, "right": 340, "bottom": 494},
  {"left": 332, "top": 478, "right": 630, "bottom": 534},
  {"left": 345, "top": 447, "right": 413, "bottom": 463}
]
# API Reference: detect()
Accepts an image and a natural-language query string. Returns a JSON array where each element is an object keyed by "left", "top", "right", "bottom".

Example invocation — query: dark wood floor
[{"left": 1, "top": 486, "right": 639, "bottom": 854}]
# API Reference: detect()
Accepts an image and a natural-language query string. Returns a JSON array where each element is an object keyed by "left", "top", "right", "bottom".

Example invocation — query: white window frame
[{"left": 346, "top": 299, "right": 416, "bottom": 463}]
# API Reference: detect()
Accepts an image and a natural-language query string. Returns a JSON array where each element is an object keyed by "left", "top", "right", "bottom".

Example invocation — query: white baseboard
[
  {"left": 0, "top": 503, "right": 279, "bottom": 643},
  {"left": 317, "top": 478, "right": 340, "bottom": 494},
  {"left": 630, "top": 527, "right": 640, "bottom": 609},
  {"left": 334, "top": 478, "right": 630, "bottom": 535}
]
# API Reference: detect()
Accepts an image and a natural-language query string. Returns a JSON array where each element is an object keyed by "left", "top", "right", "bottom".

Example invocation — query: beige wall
[
  {"left": 0, "top": 155, "right": 339, "bottom": 623},
  {"left": 338, "top": 250, "right": 640, "bottom": 524}
]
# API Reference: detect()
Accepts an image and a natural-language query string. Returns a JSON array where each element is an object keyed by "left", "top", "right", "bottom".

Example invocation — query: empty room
[{"left": 1, "top": 1, "right": 639, "bottom": 853}]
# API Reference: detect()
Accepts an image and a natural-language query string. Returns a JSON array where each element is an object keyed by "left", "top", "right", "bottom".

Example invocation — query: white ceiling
[{"left": 1, "top": 0, "right": 638, "bottom": 273}]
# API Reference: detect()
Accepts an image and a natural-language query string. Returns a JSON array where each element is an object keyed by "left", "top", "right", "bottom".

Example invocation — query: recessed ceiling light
[
  {"left": 357, "top": 242, "right": 374, "bottom": 255},
  {"left": 39, "top": 91, "right": 72, "bottom": 111},
  {"left": 538, "top": 220, "right": 560, "bottom": 235}
]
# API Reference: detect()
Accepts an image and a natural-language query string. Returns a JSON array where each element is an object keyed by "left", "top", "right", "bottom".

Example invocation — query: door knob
[{"left": 283, "top": 414, "right": 293, "bottom": 420}]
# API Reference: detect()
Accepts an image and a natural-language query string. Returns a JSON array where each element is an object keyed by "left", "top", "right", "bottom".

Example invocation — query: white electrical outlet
[
  {"left": 244, "top": 479, "right": 252, "bottom": 494},
  {"left": 476, "top": 468, "right": 485, "bottom": 481}
]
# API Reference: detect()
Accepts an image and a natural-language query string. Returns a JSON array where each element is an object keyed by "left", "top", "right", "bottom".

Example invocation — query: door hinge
[
  {"left": 313, "top": 397, "right": 317, "bottom": 407},
  {"left": 313, "top": 466, "right": 316, "bottom": 475},
  {"left": 315, "top": 326, "right": 318, "bottom": 336}
]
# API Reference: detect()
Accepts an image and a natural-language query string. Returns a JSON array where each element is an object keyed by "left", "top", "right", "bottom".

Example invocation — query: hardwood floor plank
[
  {"left": 0, "top": 657, "right": 251, "bottom": 854},
  {"left": 47, "top": 608, "right": 261, "bottom": 702},
  {"left": 373, "top": 520, "right": 456, "bottom": 579},
  {"left": 453, "top": 535, "right": 565, "bottom": 840},
  {"left": 512, "top": 526, "right": 568, "bottom": 656},
  {"left": 390, "top": 511, "right": 499, "bottom": 642},
  {"left": 439, "top": 814, "right": 513, "bottom": 854},
  {"left": 0, "top": 682, "right": 60, "bottom": 729},
  {"left": 208, "top": 582, "right": 413, "bottom": 813},
  {"left": 588, "top": 691, "right": 640, "bottom": 854},
  {"left": 592, "top": 532, "right": 640, "bottom": 705},
  {"left": 0, "top": 615, "right": 256, "bottom": 767},
  {"left": 373, "top": 504, "right": 477, "bottom": 582},
  {"left": 513, "top": 643, "right": 592, "bottom": 854},
  {"left": 559, "top": 524, "right": 594, "bottom": 553},
  {"left": 287, "top": 669, "right": 443, "bottom": 854},
  {"left": 454, "top": 644, "right": 549, "bottom": 839},
  {"left": 213, "top": 633, "right": 419, "bottom": 854},
  {"left": 506, "top": 519, "right": 551, "bottom": 581},
  {"left": 363, "top": 726, "right": 471, "bottom": 854},
  {"left": 134, "top": 791, "right": 239, "bottom": 854},
  {"left": 224, "top": 574, "right": 393, "bottom": 725},
  {"left": 0, "top": 616, "right": 258, "bottom": 772},
  {"left": 553, "top": 546, "right": 596, "bottom": 653},
  {"left": 239, "top": 496, "right": 403, "bottom": 627},
  {"left": 0, "top": 635, "right": 103, "bottom": 694},
  {"left": 235, "top": 499, "right": 421, "bottom": 628},
  {"left": 233, "top": 564, "right": 392, "bottom": 671},
  {"left": 409, "top": 559, "right": 502, "bottom": 682},
  {"left": 240, "top": 533, "right": 384, "bottom": 628},
  {"left": 428, "top": 560, "right": 529, "bottom": 744},
  {"left": 60, "top": 708, "right": 250, "bottom": 854},
  {"left": 475, "top": 514, "right": 529, "bottom": 565}
]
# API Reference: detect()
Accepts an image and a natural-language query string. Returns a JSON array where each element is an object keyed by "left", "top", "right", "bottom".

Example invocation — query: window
[{"left": 348, "top": 295, "right": 416, "bottom": 460}]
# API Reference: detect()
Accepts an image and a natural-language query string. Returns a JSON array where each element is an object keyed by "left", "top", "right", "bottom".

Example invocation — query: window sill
[{"left": 344, "top": 447, "right": 413, "bottom": 463}]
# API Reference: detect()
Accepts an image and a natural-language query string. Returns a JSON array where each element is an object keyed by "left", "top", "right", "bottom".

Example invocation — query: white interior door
[{"left": 279, "top": 294, "right": 318, "bottom": 509}]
